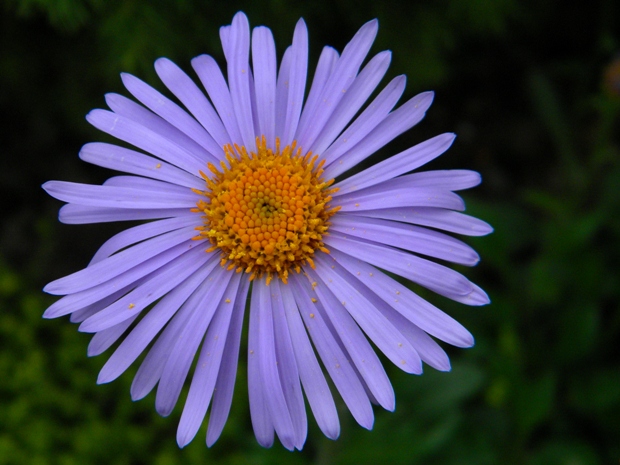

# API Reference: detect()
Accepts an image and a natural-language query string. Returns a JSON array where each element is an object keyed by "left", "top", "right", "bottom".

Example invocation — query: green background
[{"left": 1, "top": 0, "right": 619, "bottom": 463}]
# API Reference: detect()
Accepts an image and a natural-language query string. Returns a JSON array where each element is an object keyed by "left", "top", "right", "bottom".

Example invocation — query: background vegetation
[{"left": 1, "top": 0, "right": 619, "bottom": 463}]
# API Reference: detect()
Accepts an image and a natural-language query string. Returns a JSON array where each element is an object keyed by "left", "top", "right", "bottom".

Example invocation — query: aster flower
[{"left": 42, "top": 11, "right": 492, "bottom": 450}]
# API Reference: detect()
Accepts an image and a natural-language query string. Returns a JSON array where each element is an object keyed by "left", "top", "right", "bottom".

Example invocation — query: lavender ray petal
[
  {"left": 252, "top": 26, "right": 277, "bottom": 148},
  {"left": 329, "top": 247, "right": 474, "bottom": 347},
  {"left": 311, "top": 50, "right": 391, "bottom": 155},
  {"left": 334, "top": 133, "right": 455, "bottom": 194},
  {"left": 271, "top": 280, "right": 307, "bottom": 449},
  {"left": 254, "top": 279, "right": 296, "bottom": 450},
  {"left": 247, "top": 278, "right": 275, "bottom": 448},
  {"left": 330, "top": 215, "right": 480, "bottom": 266},
  {"left": 191, "top": 54, "right": 243, "bottom": 145},
  {"left": 44, "top": 281, "right": 136, "bottom": 320},
  {"left": 314, "top": 254, "right": 422, "bottom": 374},
  {"left": 444, "top": 282, "right": 490, "bottom": 306},
  {"left": 79, "top": 143, "right": 202, "bottom": 189},
  {"left": 43, "top": 180, "right": 197, "bottom": 210},
  {"left": 102, "top": 175, "right": 194, "bottom": 196},
  {"left": 323, "top": 91, "right": 434, "bottom": 179},
  {"left": 68, "top": 287, "right": 130, "bottom": 323},
  {"left": 87, "top": 314, "right": 138, "bottom": 357},
  {"left": 279, "top": 281, "right": 340, "bottom": 439},
  {"left": 176, "top": 273, "right": 242, "bottom": 447},
  {"left": 104, "top": 94, "right": 218, "bottom": 167},
  {"left": 304, "top": 267, "right": 395, "bottom": 411},
  {"left": 296, "top": 20, "right": 378, "bottom": 151},
  {"left": 294, "top": 46, "right": 338, "bottom": 144},
  {"left": 86, "top": 108, "right": 206, "bottom": 175},
  {"left": 154, "top": 264, "right": 232, "bottom": 416},
  {"left": 154, "top": 58, "right": 230, "bottom": 149},
  {"left": 318, "top": 253, "right": 451, "bottom": 370},
  {"left": 119, "top": 73, "right": 223, "bottom": 157},
  {"left": 275, "top": 47, "right": 292, "bottom": 142},
  {"left": 345, "top": 170, "right": 482, "bottom": 198},
  {"left": 388, "top": 314, "right": 452, "bottom": 371},
  {"left": 357, "top": 207, "right": 494, "bottom": 236},
  {"left": 97, "top": 254, "right": 219, "bottom": 384},
  {"left": 280, "top": 19, "right": 308, "bottom": 148},
  {"left": 389, "top": 170, "right": 482, "bottom": 191},
  {"left": 227, "top": 12, "right": 256, "bottom": 152},
  {"left": 58, "top": 204, "right": 193, "bottom": 225},
  {"left": 325, "top": 232, "right": 474, "bottom": 298},
  {"left": 79, "top": 245, "right": 208, "bottom": 333},
  {"left": 335, "top": 186, "right": 465, "bottom": 212},
  {"left": 206, "top": 276, "right": 250, "bottom": 446},
  {"left": 44, "top": 226, "right": 197, "bottom": 295},
  {"left": 89, "top": 216, "right": 199, "bottom": 266},
  {"left": 321, "top": 74, "right": 405, "bottom": 165},
  {"left": 129, "top": 253, "right": 221, "bottom": 401},
  {"left": 290, "top": 275, "right": 374, "bottom": 429}
]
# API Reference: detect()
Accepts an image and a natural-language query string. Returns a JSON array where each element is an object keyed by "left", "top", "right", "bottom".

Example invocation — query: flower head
[{"left": 43, "top": 11, "right": 492, "bottom": 450}]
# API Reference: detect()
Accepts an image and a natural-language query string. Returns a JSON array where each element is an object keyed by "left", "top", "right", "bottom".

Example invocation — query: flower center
[{"left": 192, "top": 136, "right": 340, "bottom": 284}]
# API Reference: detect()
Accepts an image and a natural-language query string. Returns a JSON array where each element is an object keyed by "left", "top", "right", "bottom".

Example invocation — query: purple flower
[{"left": 42, "top": 11, "right": 491, "bottom": 450}]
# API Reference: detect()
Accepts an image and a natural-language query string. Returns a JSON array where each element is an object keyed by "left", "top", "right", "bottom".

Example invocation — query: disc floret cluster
[{"left": 192, "top": 136, "right": 339, "bottom": 284}]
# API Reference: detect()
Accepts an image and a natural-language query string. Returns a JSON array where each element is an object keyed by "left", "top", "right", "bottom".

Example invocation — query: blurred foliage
[{"left": 1, "top": 0, "right": 620, "bottom": 464}]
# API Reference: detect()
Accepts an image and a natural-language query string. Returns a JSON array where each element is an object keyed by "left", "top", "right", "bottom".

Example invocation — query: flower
[{"left": 42, "top": 11, "right": 492, "bottom": 451}]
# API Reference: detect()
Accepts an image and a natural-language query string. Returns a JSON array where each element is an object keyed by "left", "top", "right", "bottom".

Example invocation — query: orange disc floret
[{"left": 192, "top": 136, "right": 340, "bottom": 284}]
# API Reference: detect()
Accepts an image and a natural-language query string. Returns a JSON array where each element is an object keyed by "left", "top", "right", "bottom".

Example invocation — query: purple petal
[
  {"left": 323, "top": 91, "right": 434, "bottom": 179},
  {"left": 58, "top": 204, "right": 192, "bottom": 224},
  {"left": 294, "top": 46, "right": 338, "bottom": 145},
  {"left": 176, "top": 272, "right": 242, "bottom": 447},
  {"left": 79, "top": 143, "right": 203, "bottom": 189},
  {"left": 304, "top": 267, "right": 395, "bottom": 411},
  {"left": 311, "top": 50, "right": 392, "bottom": 155},
  {"left": 206, "top": 276, "right": 250, "bottom": 446},
  {"left": 105, "top": 92, "right": 220, "bottom": 167},
  {"left": 275, "top": 47, "right": 292, "bottom": 143},
  {"left": 280, "top": 19, "right": 308, "bottom": 147},
  {"left": 334, "top": 133, "right": 455, "bottom": 194},
  {"left": 155, "top": 266, "right": 234, "bottom": 416},
  {"left": 43, "top": 180, "right": 197, "bottom": 210},
  {"left": 44, "top": 226, "right": 197, "bottom": 295},
  {"left": 247, "top": 279, "right": 275, "bottom": 448},
  {"left": 325, "top": 232, "right": 474, "bottom": 298},
  {"left": 329, "top": 247, "right": 475, "bottom": 347},
  {"left": 270, "top": 280, "right": 307, "bottom": 449},
  {"left": 354, "top": 207, "right": 494, "bottom": 236},
  {"left": 330, "top": 214, "right": 480, "bottom": 265},
  {"left": 314, "top": 254, "right": 422, "bottom": 374},
  {"left": 389, "top": 315, "right": 452, "bottom": 371},
  {"left": 154, "top": 58, "right": 230, "bottom": 149},
  {"left": 253, "top": 279, "right": 296, "bottom": 450},
  {"left": 227, "top": 12, "right": 256, "bottom": 152},
  {"left": 445, "top": 282, "right": 490, "bottom": 306},
  {"left": 335, "top": 186, "right": 465, "bottom": 212},
  {"left": 279, "top": 281, "right": 340, "bottom": 439},
  {"left": 191, "top": 54, "right": 243, "bottom": 145},
  {"left": 296, "top": 19, "right": 379, "bottom": 150},
  {"left": 86, "top": 108, "right": 207, "bottom": 174},
  {"left": 129, "top": 253, "right": 221, "bottom": 401},
  {"left": 252, "top": 26, "right": 277, "bottom": 148},
  {"left": 120, "top": 73, "right": 222, "bottom": 157},
  {"left": 321, "top": 74, "right": 405, "bottom": 165},
  {"left": 87, "top": 314, "right": 138, "bottom": 356},
  {"left": 289, "top": 275, "right": 374, "bottom": 429},
  {"left": 89, "top": 215, "right": 199, "bottom": 265},
  {"left": 96, "top": 254, "right": 220, "bottom": 384},
  {"left": 79, "top": 245, "right": 209, "bottom": 333}
]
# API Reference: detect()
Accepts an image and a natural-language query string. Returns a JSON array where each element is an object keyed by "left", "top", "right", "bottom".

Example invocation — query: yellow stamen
[{"left": 192, "top": 136, "right": 340, "bottom": 284}]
